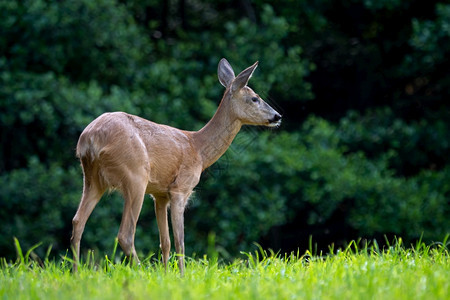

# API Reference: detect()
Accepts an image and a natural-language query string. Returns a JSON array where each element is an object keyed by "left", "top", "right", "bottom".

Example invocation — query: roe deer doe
[{"left": 71, "top": 58, "right": 281, "bottom": 274}]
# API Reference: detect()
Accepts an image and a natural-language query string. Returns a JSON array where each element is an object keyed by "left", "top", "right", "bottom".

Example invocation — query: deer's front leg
[{"left": 169, "top": 191, "right": 189, "bottom": 275}]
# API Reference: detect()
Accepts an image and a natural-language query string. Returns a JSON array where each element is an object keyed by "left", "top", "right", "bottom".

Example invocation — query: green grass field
[{"left": 1, "top": 238, "right": 449, "bottom": 300}]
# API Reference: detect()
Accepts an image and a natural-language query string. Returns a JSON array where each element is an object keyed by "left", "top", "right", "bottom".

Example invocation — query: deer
[{"left": 70, "top": 58, "right": 282, "bottom": 274}]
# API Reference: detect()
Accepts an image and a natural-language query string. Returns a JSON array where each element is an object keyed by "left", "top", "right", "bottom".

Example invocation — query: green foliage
[
  {"left": 0, "top": 158, "right": 81, "bottom": 256},
  {"left": 337, "top": 108, "right": 450, "bottom": 175},
  {"left": 0, "top": 0, "right": 150, "bottom": 85},
  {"left": 407, "top": 3, "right": 450, "bottom": 72}
]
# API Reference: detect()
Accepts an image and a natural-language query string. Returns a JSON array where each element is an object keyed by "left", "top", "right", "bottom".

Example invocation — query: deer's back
[{"left": 77, "top": 112, "right": 201, "bottom": 194}]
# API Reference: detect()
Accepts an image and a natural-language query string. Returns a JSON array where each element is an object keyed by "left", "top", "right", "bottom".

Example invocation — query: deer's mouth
[{"left": 268, "top": 120, "right": 281, "bottom": 128}]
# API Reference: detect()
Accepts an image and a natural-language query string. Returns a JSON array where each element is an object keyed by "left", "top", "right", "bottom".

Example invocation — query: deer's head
[{"left": 218, "top": 58, "right": 282, "bottom": 127}]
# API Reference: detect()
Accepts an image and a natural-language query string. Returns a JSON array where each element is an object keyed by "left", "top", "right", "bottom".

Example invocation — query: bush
[
  {"left": 0, "top": 158, "right": 81, "bottom": 257},
  {"left": 0, "top": 0, "right": 150, "bottom": 85},
  {"left": 337, "top": 108, "right": 450, "bottom": 176}
]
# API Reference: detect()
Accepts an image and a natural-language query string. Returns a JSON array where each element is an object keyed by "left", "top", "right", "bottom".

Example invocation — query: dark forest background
[{"left": 1, "top": 0, "right": 449, "bottom": 260}]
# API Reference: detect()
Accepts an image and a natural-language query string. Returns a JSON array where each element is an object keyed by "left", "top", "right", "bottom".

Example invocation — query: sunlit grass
[{"left": 1, "top": 237, "right": 449, "bottom": 300}]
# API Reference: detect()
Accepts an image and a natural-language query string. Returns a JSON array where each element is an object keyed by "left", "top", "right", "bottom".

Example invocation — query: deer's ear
[
  {"left": 218, "top": 58, "right": 235, "bottom": 88},
  {"left": 231, "top": 61, "right": 258, "bottom": 94}
]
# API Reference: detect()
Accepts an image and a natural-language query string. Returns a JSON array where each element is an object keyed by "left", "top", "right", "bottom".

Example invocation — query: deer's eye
[{"left": 251, "top": 97, "right": 259, "bottom": 103}]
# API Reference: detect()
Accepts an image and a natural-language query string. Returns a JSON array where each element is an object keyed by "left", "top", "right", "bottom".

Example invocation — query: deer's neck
[{"left": 193, "top": 97, "right": 242, "bottom": 170}]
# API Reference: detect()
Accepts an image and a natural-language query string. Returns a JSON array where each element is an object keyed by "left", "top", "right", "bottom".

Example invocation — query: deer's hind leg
[
  {"left": 116, "top": 167, "right": 148, "bottom": 264},
  {"left": 71, "top": 160, "right": 105, "bottom": 271}
]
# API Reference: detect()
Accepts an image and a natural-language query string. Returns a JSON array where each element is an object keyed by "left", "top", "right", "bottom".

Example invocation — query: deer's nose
[{"left": 271, "top": 113, "right": 282, "bottom": 123}]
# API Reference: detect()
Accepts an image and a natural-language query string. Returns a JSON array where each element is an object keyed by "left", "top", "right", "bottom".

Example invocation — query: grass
[{"left": 1, "top": 238, "right": 449, "bottom": 300}]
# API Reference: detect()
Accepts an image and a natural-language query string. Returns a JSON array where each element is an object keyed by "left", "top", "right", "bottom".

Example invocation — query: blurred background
[{"left": 0, "top": 0, "right": 449, "bottom": 260}]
